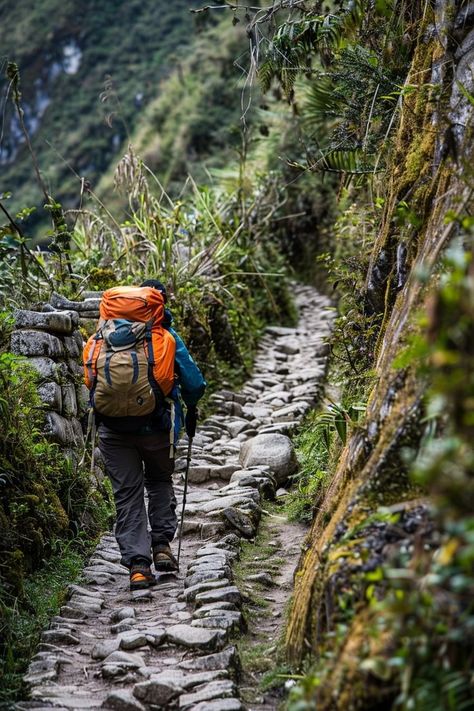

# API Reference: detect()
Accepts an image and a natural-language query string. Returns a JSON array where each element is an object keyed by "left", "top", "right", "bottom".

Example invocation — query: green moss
[
  {"left": 86, "top": 267, "right": 117, "bottom": 291},
  {"left": 0, "top": 543, "right": 94, "bottom": 704},
  {"left": 401, "top": 128, "right": 437, "bottom": 189}
]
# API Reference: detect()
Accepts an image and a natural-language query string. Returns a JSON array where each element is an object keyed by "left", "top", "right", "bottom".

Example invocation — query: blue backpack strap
[
  {"left": 104, "top": 351, "right": 113, "bottom": 386},
  {"left": 145, "top": 319, "right": 155, "bottom": 365},
  {"left": 130, "top": 351, "right": 139, "bottom": 384}
]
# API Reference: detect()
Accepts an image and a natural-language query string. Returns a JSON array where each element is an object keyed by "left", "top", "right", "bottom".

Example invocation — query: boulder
[{"left": 239, "top": 433, "right": 297, "bottom": 484}]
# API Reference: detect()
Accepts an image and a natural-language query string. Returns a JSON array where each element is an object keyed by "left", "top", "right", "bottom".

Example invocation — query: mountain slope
[{"left": 0, "top": 0, "right": 203, "bottom": 224}]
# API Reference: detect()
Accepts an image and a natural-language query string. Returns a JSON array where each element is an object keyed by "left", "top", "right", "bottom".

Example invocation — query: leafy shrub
[{"left": 288, "top": 400, "right": 366, "bottom": 522}]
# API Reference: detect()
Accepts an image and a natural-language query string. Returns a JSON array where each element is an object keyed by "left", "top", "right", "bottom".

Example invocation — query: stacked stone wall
[{"left": 9, "top": 291, "right": 102, "bottom": 452}]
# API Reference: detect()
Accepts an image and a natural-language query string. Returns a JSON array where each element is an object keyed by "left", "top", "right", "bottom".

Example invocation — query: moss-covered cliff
[{"left": 285, "top": 2, "right": 474, "bottom": 708}]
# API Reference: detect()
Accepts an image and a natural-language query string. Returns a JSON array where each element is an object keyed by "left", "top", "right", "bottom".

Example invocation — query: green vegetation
[
  {"left": 97, "top": 20, "right": 256, "bottom": 204},
  {"left": 1, "top": 0, "right": 474, "bottom": 708},
  {"left": 0, "top": 0, "right": 207, "bottom": 232},
  {"left": 288, "top": 399, "right": 366, "bottom": 523},
  {"left": 1, "top": 546, "right": 91, "bottom": 703},
  {"left": 0, "top": 342, "right": 114, "bottom": 700},
  {"left": 0, "top": 347, "right": 112, "bottom": 591}
]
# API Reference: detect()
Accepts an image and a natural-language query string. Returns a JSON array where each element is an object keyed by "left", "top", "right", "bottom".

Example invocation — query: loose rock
[{"left": 239, "top": 433, "right": 298, "bottom": 484}]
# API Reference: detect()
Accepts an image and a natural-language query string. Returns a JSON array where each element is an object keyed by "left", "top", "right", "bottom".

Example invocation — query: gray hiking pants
[{"left": 98, "top": 426, "right": 177, "bottom": 568}]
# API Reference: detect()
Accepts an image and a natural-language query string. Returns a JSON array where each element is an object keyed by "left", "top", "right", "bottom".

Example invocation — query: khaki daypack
[{"left": 83, "top": 286, "right": 176, "bottom": 418}]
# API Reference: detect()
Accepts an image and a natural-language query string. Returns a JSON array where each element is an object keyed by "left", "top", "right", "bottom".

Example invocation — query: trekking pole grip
[{"left": 185, "top": 404, "right": 197, "bottom": 439}]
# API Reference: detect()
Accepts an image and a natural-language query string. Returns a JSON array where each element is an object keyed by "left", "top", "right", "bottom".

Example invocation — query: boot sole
[
  {"left": 130, "top": 577, "right": 157, "bottom": 591},
  {"left": 154, "top": 561, "right": 178, "bottom": 572}
]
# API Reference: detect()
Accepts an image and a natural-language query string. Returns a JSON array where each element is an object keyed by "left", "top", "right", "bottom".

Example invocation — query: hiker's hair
[{"left": 140, "top": 279, "right": 167, "bottom": 302}]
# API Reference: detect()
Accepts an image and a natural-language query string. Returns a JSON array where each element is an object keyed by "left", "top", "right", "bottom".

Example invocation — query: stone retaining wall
[{"left": 9, "top": 291, "right": 102, "bottom": 452}]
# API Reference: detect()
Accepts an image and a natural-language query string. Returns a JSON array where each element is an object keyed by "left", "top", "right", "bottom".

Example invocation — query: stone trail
[{"left": 18, "top": 285, "right": 333, "bottom": 711}]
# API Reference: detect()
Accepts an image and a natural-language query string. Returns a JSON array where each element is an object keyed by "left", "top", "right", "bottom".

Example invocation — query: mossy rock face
[{"left": 285, "top": 4, "right": 474, "bottom": 708}]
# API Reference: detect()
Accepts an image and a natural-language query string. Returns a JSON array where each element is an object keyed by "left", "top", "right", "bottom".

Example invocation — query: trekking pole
[{"left": 177, "top": 436, "right": 193, "bottom": 570}]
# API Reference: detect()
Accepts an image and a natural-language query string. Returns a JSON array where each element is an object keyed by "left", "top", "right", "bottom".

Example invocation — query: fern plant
[
  {"left": 257, "top": 1, "right": 410, "bottom": 178},
  {"left": 258, "top": 0, "right": 366, "bottom": 98}
]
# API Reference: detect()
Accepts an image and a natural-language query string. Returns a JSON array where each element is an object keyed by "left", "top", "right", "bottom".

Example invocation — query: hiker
[{"left": 83, "top": 280, "right": 206, "bottom": 590}]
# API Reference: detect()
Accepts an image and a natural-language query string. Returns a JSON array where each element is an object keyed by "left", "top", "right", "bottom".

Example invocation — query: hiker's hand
[{"left": 185, "top": 405, "right": 197, "bottom": 439}]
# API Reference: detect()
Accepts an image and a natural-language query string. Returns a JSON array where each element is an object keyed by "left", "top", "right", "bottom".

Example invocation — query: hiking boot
[
  {"left": 153, "top": 543, "right": 178, "bottom": 572},
  {"left": 129, "top": 559, "right": 157, "bottom": 591}
]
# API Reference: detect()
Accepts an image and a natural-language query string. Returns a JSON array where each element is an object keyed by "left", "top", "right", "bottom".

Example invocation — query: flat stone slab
[
  {"left": 191, "top": 611, "right": 243, "bottom": 633},
  {"left": 178, "top": 680, "right": 237, "bottom": 708},
  {"left": 67, "top": 584, "right": 104, "bottom": 599},
  {"left": 178, "top": 646, "right": 240, "bottom": 674},
  {"left": 179, "top": 579, "right": 231, "bottom": 602},
  {"left": 185, "top": 569, "right": 228, "bottom": 588},
  {"left": 166, "top": 624, "right": 226, "bottom": 651},
  {"left": 195, "top": 586, "right": 242, "bottom": 607},
  {"left": 195, "top": 546, "right": 238, "bottom": 560},
  {"left": 41, "top": 630, "right": 80, "bottom": 646},
  {"left": 187, "top": 700, "right": 244, "bottom": 711},
  {"left": 119, "top": 632, "right": 148, "bottom": 650},
  {"left": 59, "top": 605, "right": 87, "bottom": 620}
]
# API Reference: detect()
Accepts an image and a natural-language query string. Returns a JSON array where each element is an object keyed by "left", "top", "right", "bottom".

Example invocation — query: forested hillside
[
  {"left": 1, "top": 1, "right": 473, "bottom": 709},
  {"left": 0, "top": 0, "right": 229, "bottom": 230}
]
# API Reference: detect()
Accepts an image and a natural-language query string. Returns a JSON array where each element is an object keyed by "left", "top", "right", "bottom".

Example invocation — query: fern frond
[
  {"left": 301, "top": 77, "right": 346, "bottom": 129},
  {"left": 280, "top": 67, "right": 297, "bottom": 100},
  {"left": 260, "top": 1, "right": 367, "bottom": 96},
  {"left": 258, "top": 60, "right": 275, "bottom": 93},
  {"left": 319, "top": 149, "right": 378, "bottom": 174}
]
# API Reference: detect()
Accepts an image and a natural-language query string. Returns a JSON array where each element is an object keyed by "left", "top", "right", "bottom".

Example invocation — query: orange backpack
[{"left": 83, "top": 286, "right": 176, "bottom": 418}]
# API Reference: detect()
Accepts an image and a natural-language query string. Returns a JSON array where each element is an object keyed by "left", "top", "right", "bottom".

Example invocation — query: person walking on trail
[{"left": 83, "top": 280, "right": 206, "bottom": 591}]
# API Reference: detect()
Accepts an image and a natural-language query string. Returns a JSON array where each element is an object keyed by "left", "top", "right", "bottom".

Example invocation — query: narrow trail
[
  {"left": 234, "top": 514, "right": 308, "bottom": 711},
  {"left": 19, "top": 285, "right": 333, "bottom": 711}
]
